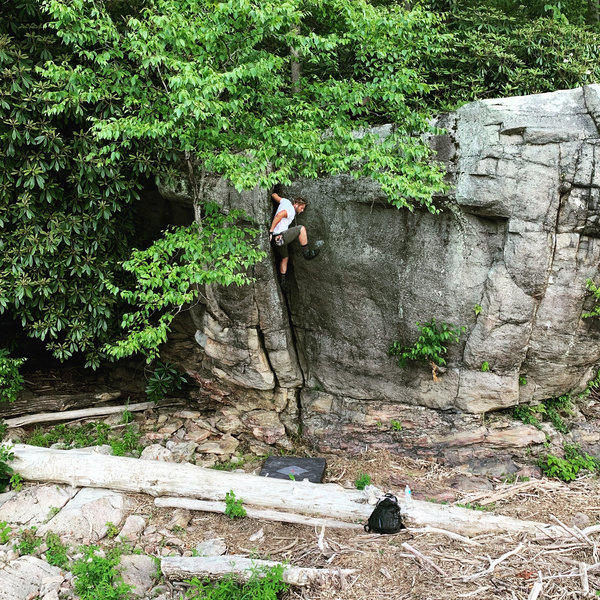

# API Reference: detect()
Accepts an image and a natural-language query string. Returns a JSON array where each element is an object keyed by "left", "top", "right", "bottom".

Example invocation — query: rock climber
[{"left": 269, "top": 190, "right": 320, "bottom": 287}]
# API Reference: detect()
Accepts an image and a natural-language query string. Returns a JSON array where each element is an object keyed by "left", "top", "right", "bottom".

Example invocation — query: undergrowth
[
  {"left": 224, "top": 490, "right": 247, "bottom": 519},
  {"left": 45, "top": 532, "right": 69, "bottom": 568},
  {"left": 0, "top": 445, "right": 15, "bottom": 492},
  {"left": 513, "top": 395, "right": 573, "bottom": 433},
  {"left": 72, "top": 545, "right": 133, "bottom": 600},
  {"left": 25, "top": 422, "right": 142, "bottom": 456},
  {"left": 185, "top": 564, "right": 289, "bottom": 600},
  {"left": 538, "top": 443, "right": 599, "bottom": 482}
]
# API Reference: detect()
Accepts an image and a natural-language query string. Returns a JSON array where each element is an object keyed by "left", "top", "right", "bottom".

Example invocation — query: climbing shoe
[
  {"left": 279, "top": 272, "right": 288, "bottom": 290},
  {"left": 302, "top": 247, "right": 320, "bottom": 260}
]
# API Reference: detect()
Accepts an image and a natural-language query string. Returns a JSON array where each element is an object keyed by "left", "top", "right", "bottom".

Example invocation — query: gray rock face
[
  {"left": 163, "top": 86, "right": 600, "bottom": 462},
  {"left": 0, "top": 556, "right": 62, "bottom": 600}
]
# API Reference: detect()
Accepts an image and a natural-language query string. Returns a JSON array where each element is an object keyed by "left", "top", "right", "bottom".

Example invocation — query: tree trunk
[
  {"left": 8, "top": 444, "right": 566, "bottom": 539},
  {"left": 3, "top": 402, "right": 154, "bottom": 429},
  {"left": 155, "top": 496, "right": 362, "bottom": 529},
  {"left": 161, "top": 555, "right": 355, "bottom": 587},
  {"left": 0, "top": 391, "right": 121, "bottom": 419}
]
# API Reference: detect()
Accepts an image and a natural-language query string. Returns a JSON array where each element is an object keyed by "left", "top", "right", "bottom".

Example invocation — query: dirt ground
[{"left": 126, "top": 450, "right": 600, "bottom": 600}]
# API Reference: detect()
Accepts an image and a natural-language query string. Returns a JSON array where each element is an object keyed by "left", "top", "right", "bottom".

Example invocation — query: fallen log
[
  {"left": 161, "top": 555, "right": 355, "bottom": 587},
  {"left": 0, "top": 391, "right": 122, "bottom": 418},
  {"left": 4, "top": 402, "right": 155, "bottom": 429},
  {"left": 155, "top": 496, "right": 363, "bottom": 530},
  {"left": 8, "top": 444, "right": 566, "bottom": 539}
]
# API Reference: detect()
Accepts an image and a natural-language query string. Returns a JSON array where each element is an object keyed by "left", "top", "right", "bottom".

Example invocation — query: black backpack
[{"left": 364, "top": 493, "right": 406, "bottom": 534}]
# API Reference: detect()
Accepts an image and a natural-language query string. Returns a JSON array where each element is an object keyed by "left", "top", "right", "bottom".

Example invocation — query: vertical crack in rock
[
  {"left": 583, "top": 85, "right": 600, "bottom": 136},
  {"left": 519, "top": 141, "right": 580, "bottom": 383},
  {"left": 253, "top": 289, "right": 278, "bottom": 388}
]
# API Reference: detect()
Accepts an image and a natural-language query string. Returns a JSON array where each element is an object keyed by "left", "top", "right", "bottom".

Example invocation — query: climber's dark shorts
[{"left": 273, "top": 226, "right": 302, "bottom": 259}]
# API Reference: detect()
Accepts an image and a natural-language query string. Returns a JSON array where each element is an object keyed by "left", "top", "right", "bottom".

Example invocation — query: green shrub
[
  {"left": 15, "top": 527, "right": 42, "bottom": 555},
  {"left": 9, "top": 473, "right": 23, "bottom": 492},
  {"left": 224, "top": 490, "right": 247, "bottom": 519},
  {"left": 583, "top": 279, "right": 600, "bottom": 319},
  {"left": 25, "top": 421, "right": 140, "bottom": 455},
  {"left": 185, "top": 564, "right": 288, "bottom": 600},
  {"left": 0, "top": 445, "right": 15, "bottom": 493},
  {"left": 389, "top": 319, "right": 465, "bottom": 379},
  {"left": 120, "top": 410, "right": 133, "bottom": 425},
  {"left": 391, "top": 420, "right": 403, "bottom": 431},
  {"left": 0, "top": 521, "right": 11, "bottom": 544},
  {"left": 145, "top": 362, "right": 187, "bottom": 402},
  {"left": 72, "top": 546, "right": 133, "bottom": 600},
  {"left": 109, "top": 425, "right": 142, "bottom": 457},
  {"left": 480, "top": 361, "right": 490, "bottom": 372},
  {"left": 0, "top": 349, "right": 26, "bottom": 403},
  {"left": 538, "top": 443, "right": 599, "bottom": 482},
  {"left": 45, "top": 532, "right": 69, "bottom": 568},
  {"left": 355, "top": 473, "right": 372, "bottom": 490},
  {"left": 513, "top": 395, "right": 573, "bottom": 433},
  {"left": 105, "top": 522, "right": 120, "bottom": 539}
]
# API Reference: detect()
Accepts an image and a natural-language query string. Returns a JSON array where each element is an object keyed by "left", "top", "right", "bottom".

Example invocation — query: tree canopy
[
  {"left": 2, "top": 0, "right": 600, "bottom": 364},
  {"left": 41, "top": 0, "right": 448, "bottom": 209}
]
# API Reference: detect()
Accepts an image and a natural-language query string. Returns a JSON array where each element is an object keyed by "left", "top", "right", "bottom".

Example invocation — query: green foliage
[
  {"left": 224, "top": 490, "right": 247, "bottom": 519},
  {"left": 109, "top": 425, "right": 143, "bottom": 457},
  {"left": 9, "top": 473, "right": 23, "bottom": 492},
  {"left": 144, "top": 362, "right": 187, "bottom": 402},
  {"left": 538, "top": 443, "right": 599, "bottom": 482},
  {"left": 513, "top": 395, "right": 573, "bottom": 433},
  {"left": 25, "top": 421, "right": 142, "bottom": 456},
  {"left": 481, "top": 361, "right": 490, "bottom": 372},
  {"left": 27, "top": 422, "right": 110, "bottom": 448},
  {"left": 185, "top": 564, "right": 289, "bottom": 600},
  {"left": 389, "top": 319, "right": 465, "bottom": 371},
  {"left": 0, "top": 445, "right": 15, "bottom": 493},
  {"left": 456, "top": 502, "right": 495, "bottom": 511},
  {"left": 390, "top": 420, "right": 403, "bottom": 431},
  {"left": 355, "top": 473, "right": 372, "bottom": 490},
  {"left": 47, "top": 506, "right": 60, "bottom": 521},
  {"left": 425, "top": 1, "right": 600, "bottom": 110},
  {"left": 502, "top": 473, "right": 530, "bottom": 484},
  {"left": 105, "top": 522, "right": 120, "bottom": 539},
  {"left": 72, "top": 545, "right": 133, "bottom": 600},
  {"left": 583, "top": 279, "right": 600, "bottom": 319},
  {"left": 473, "top": 304, "right": 482, "bottom": 316},
  {"left": 519, "top": 376, "right": 528, "bottom": 386},
  {"left": 45, "top": 532, "right": 69, "bottom": 568},
  {"left": 15, "top": 527, "right": 42, "bottom": 555},
  {"left": 0, "top": 1, "right": 153, "bottom": 368},
  {"left": 0, "top": 521, "right": 11, "bottom": 544},
  {"left": 105, "top": 208, "right": 266, "bottom": 361},
  {"left": 0, "top": 349, "right": 26, "bottom": 403},
  {"left": 42, "top": 0, "right": 447, "bottom": 214},
  {"left": 120, "top": 410, "right": 133, "bottom": 425},
  {"left": 580, "top": 369, "right": 600, "bottom": 399},
  {"left": 513, "top": 405, "right": 542, "bottom": 428}
]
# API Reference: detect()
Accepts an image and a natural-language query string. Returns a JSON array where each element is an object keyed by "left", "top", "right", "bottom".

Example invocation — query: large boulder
[{"left": 162, "top": 85, "right": 600, "bottom": 466}]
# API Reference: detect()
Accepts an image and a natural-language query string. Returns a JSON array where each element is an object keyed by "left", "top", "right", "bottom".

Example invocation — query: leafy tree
[
  {"left": 30, "top": 0, "right": 451, "bottom": 359},
  {"left": 0, "top": 0, "right": 157, "bottom": 367},
  {"left": 0, "top": 0, "right": 267, "bottom": 363},
  {"left": 41, "top": 0, "right": 448, "bottom": 213},
  {"left": 424, "top": 0, "right": 600, "bottom": 108}
]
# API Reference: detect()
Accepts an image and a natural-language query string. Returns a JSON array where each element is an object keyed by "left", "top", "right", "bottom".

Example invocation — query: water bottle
[{"left": 404, "top": 484, "right": 412, "bottom": 504}]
